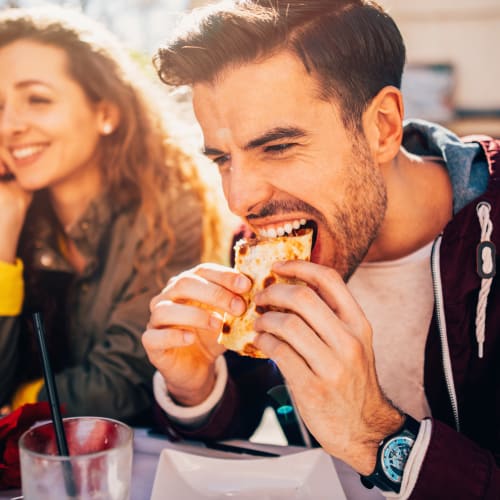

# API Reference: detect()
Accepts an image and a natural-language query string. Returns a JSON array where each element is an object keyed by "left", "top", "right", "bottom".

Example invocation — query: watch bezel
[{"left": 380, "top": 434, "right": 416, "bottom": 483}]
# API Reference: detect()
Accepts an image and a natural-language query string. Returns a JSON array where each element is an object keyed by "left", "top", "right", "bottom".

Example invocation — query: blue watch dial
[{"left": 380, "top": 435, "right": 415, "bottom": 483}]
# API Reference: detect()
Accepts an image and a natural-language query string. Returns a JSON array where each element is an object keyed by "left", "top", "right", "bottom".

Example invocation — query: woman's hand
[
  {"left": 142, "top": 263, "right": 252, "bottom": 406},
  {"left": 0, "top": 148, "right": 33, "bottom": 263}
]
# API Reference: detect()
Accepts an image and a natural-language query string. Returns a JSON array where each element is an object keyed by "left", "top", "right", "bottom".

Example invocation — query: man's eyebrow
[
  {"left": 202, "top": 126, "right": 307, "bottom": 156},
  {"left": 202, "top": 146, "right": 225, "bottom": 156},
  {"left": 244, "top": 127, "right": 307, "bottom": 150}
]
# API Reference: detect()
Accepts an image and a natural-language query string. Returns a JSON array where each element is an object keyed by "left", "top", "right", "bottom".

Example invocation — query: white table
[
  {"left": 1, "top": 429, "right": 383, "bottom": 499},
  {"left": 131, "top": 429, "right": 383, "bottom": 500}
]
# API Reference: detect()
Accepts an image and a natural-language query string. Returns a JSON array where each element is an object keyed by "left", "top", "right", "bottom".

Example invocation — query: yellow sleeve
[
  {"left": 0, "top": 258, "right": 24, "bottom": 315},
  {"left": 11, "top": 378, "right": 45, "bottom": 409}
]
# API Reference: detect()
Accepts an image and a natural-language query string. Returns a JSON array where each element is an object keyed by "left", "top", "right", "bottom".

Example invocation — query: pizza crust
[{"left": 218, "top": 228, "right": 313, "bottom": 358}]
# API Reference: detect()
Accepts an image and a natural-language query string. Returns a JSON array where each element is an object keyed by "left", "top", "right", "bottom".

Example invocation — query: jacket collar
[
  {"left": 402, "top": 119, "right": 490, "bottom": 214},
  {"left": 31, "top": 191, "right": 127, "bottom": 277}
]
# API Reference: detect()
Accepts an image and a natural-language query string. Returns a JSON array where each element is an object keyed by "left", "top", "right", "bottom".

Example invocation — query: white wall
[{"left": 379, "top": 0, "right": 500, "bottom": 111}]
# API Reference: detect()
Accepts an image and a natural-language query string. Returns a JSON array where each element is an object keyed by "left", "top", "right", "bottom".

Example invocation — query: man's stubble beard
[{"left": 326, "top": 136, "right": 388, "bottom": 282}]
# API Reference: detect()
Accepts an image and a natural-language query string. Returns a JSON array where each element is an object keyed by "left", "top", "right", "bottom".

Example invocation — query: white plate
[{"left": 150, "top": 447, "right": 346, "bottom": 499}]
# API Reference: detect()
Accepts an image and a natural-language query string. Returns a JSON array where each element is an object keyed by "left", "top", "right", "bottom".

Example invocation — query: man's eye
[
  {"left": 264, "top": 143, "right": 295, "bottom": 153},
  {"left": 212, "top": 154, "right": 231, "bottom": 167}
]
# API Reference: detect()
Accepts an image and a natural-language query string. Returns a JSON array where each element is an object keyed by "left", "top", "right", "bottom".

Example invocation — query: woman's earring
[{"left": 102, "top": 122, "right": 113, "bottom": 135}]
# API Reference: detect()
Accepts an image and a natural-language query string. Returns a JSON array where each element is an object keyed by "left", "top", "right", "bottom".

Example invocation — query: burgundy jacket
[
  {"left": 414, "top": 137, "right": 500, "bottom": 498},
  {"left": 155, "top": 136, "right": 500, "bottom": 499}
]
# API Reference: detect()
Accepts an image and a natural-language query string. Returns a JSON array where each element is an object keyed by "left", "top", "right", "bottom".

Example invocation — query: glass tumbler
[{"left": 19, "top": 416, "right": 133, "bottom": 500}]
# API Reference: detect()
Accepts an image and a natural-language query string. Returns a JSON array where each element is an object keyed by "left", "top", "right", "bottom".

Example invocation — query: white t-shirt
[{"left": 347, "top": 241, "right": 433, "bottom": 420}]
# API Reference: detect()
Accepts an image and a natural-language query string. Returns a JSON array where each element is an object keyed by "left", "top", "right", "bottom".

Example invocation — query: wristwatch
[{"left": 361, "top": 414, "right": 420, "bottom": 493}]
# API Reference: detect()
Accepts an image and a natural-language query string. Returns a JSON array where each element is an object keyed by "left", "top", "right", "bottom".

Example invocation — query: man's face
[{"left": 193, "top": 51, "right": 387, "bottom": 279}]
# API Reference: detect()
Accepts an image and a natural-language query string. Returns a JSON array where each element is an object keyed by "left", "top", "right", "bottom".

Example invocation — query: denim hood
[{"left": 402, "top": 119, "right": 490, "bottom": 214}]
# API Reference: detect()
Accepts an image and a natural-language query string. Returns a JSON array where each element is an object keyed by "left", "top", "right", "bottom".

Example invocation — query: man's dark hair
[{"left": 153, "top": 0, "right": 406, "bottom": 130}]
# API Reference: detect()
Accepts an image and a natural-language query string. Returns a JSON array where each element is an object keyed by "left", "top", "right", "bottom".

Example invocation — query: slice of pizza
[{"left": 218, "top": 228, "right": 313, "bottom": 358}]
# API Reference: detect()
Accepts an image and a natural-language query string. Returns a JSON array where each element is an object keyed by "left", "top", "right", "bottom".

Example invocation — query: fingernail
[
  {"left": 183, "top": 332, "right": 195, "bottom": 344},
  {"left": 235, "top": 274, "right": 251, "bottom": 291},
  {"left": 210, "top": 314, "right": 222, "bottom": 330},
  {"left": 231, "top": 297, "right": 246, "bottom": 315}
]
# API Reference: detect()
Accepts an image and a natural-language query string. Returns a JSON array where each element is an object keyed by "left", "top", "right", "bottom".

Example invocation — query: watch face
[{"left": 381, "top": 435, "right": 415, "bottom": 484}]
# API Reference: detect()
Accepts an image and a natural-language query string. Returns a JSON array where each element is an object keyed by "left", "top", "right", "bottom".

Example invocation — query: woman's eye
[{"left": 29, "top": 95, "right": 51, "bottom": 105}]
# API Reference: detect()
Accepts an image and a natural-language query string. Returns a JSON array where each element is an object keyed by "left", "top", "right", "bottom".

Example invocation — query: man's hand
[
  {"left": 253, "top": 259, "right": 403, "bottom": 474},
  {"left": 142, "top": 263, "right": 252, "bottom": 406}
]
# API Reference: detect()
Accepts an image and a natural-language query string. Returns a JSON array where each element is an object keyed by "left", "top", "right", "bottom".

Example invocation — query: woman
[{"left": 0, "top": 6, "right": 223, "bottom": 424}]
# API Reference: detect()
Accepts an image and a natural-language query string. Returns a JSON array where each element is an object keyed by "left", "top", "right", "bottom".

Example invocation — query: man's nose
[{"left": 224, "top": 159, "right": 272, "bottom": 218}]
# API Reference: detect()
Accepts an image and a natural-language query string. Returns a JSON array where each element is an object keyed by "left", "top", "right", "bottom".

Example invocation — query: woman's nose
[{"left": 0, "top": 102, "right": 28, "bottom": 137}]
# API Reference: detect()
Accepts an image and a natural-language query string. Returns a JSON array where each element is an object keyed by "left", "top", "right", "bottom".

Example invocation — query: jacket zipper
[{"left": 431, "top": 235, "right": 461, "bottom": 432}]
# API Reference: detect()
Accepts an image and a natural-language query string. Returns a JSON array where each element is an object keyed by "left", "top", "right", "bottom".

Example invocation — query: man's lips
[
  {"left": 250, "top": 217, "right": 319, "bottom": 262},
  {"left": 252, "top": 218, "right": 318, "bottom": 245}
]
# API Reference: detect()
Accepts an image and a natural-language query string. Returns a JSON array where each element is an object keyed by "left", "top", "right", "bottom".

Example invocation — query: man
[{"left": 143, "top": 1, "right": 500, "bottom": 498}]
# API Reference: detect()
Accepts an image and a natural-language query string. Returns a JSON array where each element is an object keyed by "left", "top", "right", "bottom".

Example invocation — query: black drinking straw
[{"left": 32, "top": 312, "right": 77, "bottom": 497}]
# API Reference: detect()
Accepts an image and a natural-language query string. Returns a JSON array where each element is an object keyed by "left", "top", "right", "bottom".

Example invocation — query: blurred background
[
  {"left": 1, "top": 0, "right": 500, "bottom": 137},
  {"left": 2, "top": 0, "right": 498, "bottom": 446}
]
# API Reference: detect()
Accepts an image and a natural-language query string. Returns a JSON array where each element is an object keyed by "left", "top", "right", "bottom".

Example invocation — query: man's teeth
[
  {"left": 11, "top": 145, "right": 44, "bottom": 159},
  {"left": 258, "top": 218, "right": 307, "bottom": 238}
]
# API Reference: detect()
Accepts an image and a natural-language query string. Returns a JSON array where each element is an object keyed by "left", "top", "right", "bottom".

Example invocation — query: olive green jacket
[{"left": 0, "top": 187, "right": 204, "bottom": 423}]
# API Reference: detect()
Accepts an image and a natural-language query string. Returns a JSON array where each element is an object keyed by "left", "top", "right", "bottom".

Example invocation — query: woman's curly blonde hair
[{"left": 0, "top": 5, "right": 228, "bottom": 273}]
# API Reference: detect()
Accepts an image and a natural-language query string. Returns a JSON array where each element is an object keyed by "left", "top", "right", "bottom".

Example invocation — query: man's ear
[
  {"left": 96, "top": 101, "right": 120, "bottom": 136},
  {"left": 362, "top": 86, "right": 404, "bottom": 164}
]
